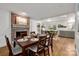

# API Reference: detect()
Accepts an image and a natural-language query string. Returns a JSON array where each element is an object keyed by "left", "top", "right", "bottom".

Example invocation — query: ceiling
[{"left": 0, "top": 3, "right": 75, "bottom": 20}]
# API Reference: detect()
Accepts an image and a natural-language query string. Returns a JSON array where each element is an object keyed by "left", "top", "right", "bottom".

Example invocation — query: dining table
[{"left": 16, "top": 37, "right": 39, "bottom": 56}]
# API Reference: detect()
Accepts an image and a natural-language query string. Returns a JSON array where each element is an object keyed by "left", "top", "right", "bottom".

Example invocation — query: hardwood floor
[
  {"left": 53, "top": 37, "right": 76, "bottom": 56},
  {"left": 0, "top": 37, "right": 76, "bottom": 56},
  {"left": 0, "top": 46, "right": 9, "bottom": 56}
]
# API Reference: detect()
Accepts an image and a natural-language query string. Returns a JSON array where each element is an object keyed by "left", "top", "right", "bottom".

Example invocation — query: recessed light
[
  {"left": 21, "top": 12, "right": 27, "bottom": 15},
  {"left": 46, "top": 19, "right": 52, "bottom": 22},
  {"left": 68, "top": 19, "right": 75, "bottom": 23},
  {"left": 60, "top": 15, "right": 67, "bottom": 17}
]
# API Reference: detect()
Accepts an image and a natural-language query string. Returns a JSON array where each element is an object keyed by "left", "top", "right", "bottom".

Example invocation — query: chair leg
[
  {"left": 48, "top": 47, "right": 50, "bottom": 56},
  {"left": 35, "top": 52, "right": 39, "bottom": 56},
  {"left": 51, "top": 46, "right": 53, "bottom": 52},
  {"left": 51, "top": 44, "right": 53, "bottom": 53},
  {"left": 44, "top": 49, "right": 45, "bottom": 56},
  {"left": 9, "top": 53, "right": 11, "bottom": 56},
  {"left": 9, "top": 52, "right": 13, "bottom": 56}
]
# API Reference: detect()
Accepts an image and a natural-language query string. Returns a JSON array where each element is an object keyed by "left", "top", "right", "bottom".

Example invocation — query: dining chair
[
  {"left": 30, "top": 31, "right": 35, "bottom": 34},
  {"left": 5, "top": 35, "right": 22, "bottom": 56},
  {"left": 30, "top": 32, "right": 37, "bottom": 38},
  {"left": 50, "top": 33, "right": 53, "bottom": 52},
  {"left": 28, "top": 35, "right": 46, "bottom": 56},
  {"left": 45, "top": 34, "right": 50, "bottom": 56},
  {"left": 45, "top": 32, "right": 54, "bottom": 55},
  {"left": 48, "top": 33, "right": 53, "bottom": 52}
]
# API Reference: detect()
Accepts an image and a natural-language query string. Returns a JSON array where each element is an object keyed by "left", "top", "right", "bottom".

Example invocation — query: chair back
[
  {"left": 37, "top": 35, "right": 46, "bottom": 52},
  {"left": 46, "top": 32, "right": 54, "bottom": 46},
  {"left": 5, "top": 35, "right": 13, "bottom": 55},
  {"left": 30, "top": 31, "right": 35, "bottom": 34},
  {"left": 30, "top": 32, "right": 37, "bottom": 38}
]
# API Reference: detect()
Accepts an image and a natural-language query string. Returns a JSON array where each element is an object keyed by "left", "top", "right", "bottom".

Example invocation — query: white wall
[
  {"left": 74, "top": 4, "right": 79, "bottom": 55},
  {"left": 75, "top": 11, "right": 79, "bottom": 55},
  {"left": 42, "top": 20, "right": 68, "bottom": 30},
  {"left": 30, "top": 19, "right": 40, "bottom": 34},
  {"left": 41, "top": 13, "right": 75, "bottom": 31},
  {"left": 0, "top": 10, "right": 11, "bottom": 47}
]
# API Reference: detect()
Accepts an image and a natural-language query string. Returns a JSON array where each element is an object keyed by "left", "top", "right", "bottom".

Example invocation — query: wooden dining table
[
  {"left": 16, "top": 38, "right": 39, "bottom": 56},
  {"left": 16, "top": 34, "right": 47, "bottom": 56}
]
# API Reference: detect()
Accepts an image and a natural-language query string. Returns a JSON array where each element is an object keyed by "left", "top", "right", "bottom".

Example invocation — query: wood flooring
[{"left": 0, "top": 37, "right": 76, "bottom": 56}]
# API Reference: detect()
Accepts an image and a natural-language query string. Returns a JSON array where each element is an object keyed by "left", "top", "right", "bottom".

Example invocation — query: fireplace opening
[{"left": 16, "top": 31, "right": 27, "bottom": 38}]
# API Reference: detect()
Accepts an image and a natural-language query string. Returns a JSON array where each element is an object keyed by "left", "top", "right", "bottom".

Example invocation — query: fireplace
[{"left": 16, "top": 31, "right": 27, "bottom": 38}]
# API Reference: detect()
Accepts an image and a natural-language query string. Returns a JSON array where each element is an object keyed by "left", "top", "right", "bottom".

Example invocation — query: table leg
[{"left": 22, "top": 48, "right": 26, "bottom": 56}]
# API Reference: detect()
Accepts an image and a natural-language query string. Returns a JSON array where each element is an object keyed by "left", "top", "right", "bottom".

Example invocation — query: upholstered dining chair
[
  {"left": 30, "top": 32, "right": 37, "bottom": 38},
  {"left": 28, "top": 35, "right": 47, "bottom": 56},
  {"left": 5, "top": 35, "right": 22, "bottom": 56},
  {"left": 43, "top": 31, "right": 54, "bottom": 56}
]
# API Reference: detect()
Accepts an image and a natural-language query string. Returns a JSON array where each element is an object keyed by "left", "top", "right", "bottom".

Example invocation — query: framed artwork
[{"left": 16, "top": 16, "right": 27, "bottom": 25}]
